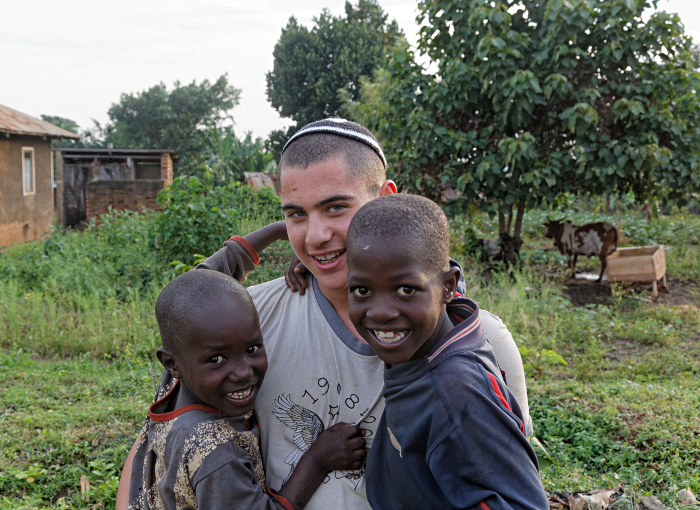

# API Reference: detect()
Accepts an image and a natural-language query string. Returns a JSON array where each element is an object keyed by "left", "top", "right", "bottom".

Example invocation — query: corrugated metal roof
[
  {"left": 0, "top": 103, "right": 81, "bottom": 139},
  {"left": 54, "top": 148, "right": 177, "bottom": 155}
]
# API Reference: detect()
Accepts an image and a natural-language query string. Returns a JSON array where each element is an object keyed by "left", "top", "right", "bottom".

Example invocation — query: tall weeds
[{"left": 0, "top": 210, "right": 166, "bottom": 359}]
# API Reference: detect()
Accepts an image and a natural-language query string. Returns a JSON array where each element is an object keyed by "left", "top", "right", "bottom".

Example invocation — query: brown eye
[
  {"left": 208, "top": 355, "right": 225, "bottom": 364},
  {"left": 396, "top": 287, "right": 415, "bottom": 296},
  {"left": 246, "top": 345, "right": 261, "bottom": 355},
  {"left": 352, "top": 287, "right": 371, "bottom": 297}
]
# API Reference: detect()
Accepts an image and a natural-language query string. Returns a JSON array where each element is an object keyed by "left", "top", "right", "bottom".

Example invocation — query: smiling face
[
  {"left": 162, "top": 297, "right": 268, "bottom": 417},
  {"left": 347, "top": 235, "right": 458, "bottom": 365},
  {"left": 280, "top": 157, "right": 380, "bottom": 294}
]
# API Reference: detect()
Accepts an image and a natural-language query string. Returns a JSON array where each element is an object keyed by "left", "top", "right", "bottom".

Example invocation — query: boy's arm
[
  {"left": 194, "top": 458, "right": 294, "bottom": 510},
  {"left": 428, "top": 366, "right": 548, "bottom": 510},
  {"left": 194, "top": 423, "right": 365, "bottom": 510},
  {"left": 115, "top": 441, "right": 137, "bottom": 510},
  {"left": 197, "top": 221, "right": 288, "bottom": 282},
  {"left": 273, "top": 422, "right": 365, "bottom": 508},
  {"left": 480, "top": 310, "right": 533, "bottom": 437}
]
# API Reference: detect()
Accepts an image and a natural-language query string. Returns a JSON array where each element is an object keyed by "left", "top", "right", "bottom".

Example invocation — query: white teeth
[
  {"left": 314, "top": 250, "right": 344, "bottom": 263},
  {"left": 227, "top": 387, "right": 253, "bottom": 400},
  {"left": 371, "top": 330, "right": 409, "bottom": 344}
]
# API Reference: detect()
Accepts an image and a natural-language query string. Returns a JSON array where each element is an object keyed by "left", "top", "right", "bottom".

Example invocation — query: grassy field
[{"left": 1, "top": 204, "right": 699, "bottom": 508}]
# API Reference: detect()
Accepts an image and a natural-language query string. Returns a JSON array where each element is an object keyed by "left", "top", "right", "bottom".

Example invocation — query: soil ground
[{"left": 562, "top": 275, "right": 700, "bottom": 308}]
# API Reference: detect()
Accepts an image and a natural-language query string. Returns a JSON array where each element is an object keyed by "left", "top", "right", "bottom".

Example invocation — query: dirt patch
[
  {"left": 52, "top": 489, "right": 69, "bottom": 504},
  {"left": 562, "top": 278, "right": 613, "bottom": 307},
  {"left": 604, "top": 338, "right": 648, "bottom": 362},
  {"left": 561, "top": 276, "right": 700, "bottom": 307},
  {"left": 656, "top": 278, "right": 700, "bottom": 307},
  {"left": 616, "top": 405, "right": 648, "bottom": 445}
]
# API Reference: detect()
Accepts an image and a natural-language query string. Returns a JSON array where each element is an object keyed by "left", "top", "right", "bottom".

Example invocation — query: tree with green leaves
[
  {"left": 40, "top": 116, "right": 107, "bottom": 148},
  {"left": 351, "top": 0, "right": 700, "bottom": 259},
  {"left": 40, "top": 115, "right": 80, "bottom": 148},
  {"left": 265, "top": 0, "right": 401, "bottom": 158},
  {"left": 202, "top": 126, "right": 276, "bottom": 184},
  {"left": 105, "top": 75, "right": 240, "bottom": 173}
]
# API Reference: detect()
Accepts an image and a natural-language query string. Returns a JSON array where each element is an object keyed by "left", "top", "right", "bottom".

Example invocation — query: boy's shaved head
[
  {"left": 155, "top": 269, "right": 254, "bottom": 355},
  {"left": 347, "top": 194, "right": 451, "bottom": 274},
  {"left": 279, "top": 119, "right": 386, "bottom": 195}
]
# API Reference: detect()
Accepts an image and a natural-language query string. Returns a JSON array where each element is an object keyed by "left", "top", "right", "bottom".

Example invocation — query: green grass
[
  {"left": 0, "top": 351, "right": 158, "bottom": 509},
  {"left": 1, "top": 203, "right": 699, "bottom": 508}
]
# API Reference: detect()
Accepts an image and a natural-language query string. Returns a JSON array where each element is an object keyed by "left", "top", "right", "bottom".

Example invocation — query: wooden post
[
  {"left": 662, "top": 274, "right": 668, "bottom": 289},
  {"left": 652, "top": 279, "right": 658, "bottom": 300}
]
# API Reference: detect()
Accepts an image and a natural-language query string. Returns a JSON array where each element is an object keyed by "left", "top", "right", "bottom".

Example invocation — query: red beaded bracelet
[{"left": 230, "top": 235, "right": 260, "bottom": 265}]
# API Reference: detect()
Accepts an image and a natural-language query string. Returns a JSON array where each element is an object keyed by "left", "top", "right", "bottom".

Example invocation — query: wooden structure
[
  {"left": 0, "top": 103, "right": 80, "bottom": 247},
  {"left": 243, "top": 172, "right": 279, "bottom": 195},
  {"left": 607, "top": 245, "right": 668, "bottom": 298}
]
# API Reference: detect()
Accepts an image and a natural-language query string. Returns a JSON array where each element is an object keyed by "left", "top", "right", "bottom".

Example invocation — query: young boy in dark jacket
[{"left": 345, "top": 194, "right": 548, "bottom": 510}]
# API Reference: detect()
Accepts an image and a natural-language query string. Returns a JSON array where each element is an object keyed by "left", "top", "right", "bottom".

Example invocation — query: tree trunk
[
  {"left": 498, "top": 210, "right": 506, "bottom": 236},
  {"left": 506, "top": 204, "right": 513, "bottom": 234},
  {"left": 513, "top": 198, "right": 525, "bottom": 241},
  {"left": 498, "top": 199, "right": 525, "bottom": 267}
]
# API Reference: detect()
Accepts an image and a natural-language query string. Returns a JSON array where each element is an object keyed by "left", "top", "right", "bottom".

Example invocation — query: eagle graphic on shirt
[{"left": 272, "top": 394, "right": 324, "bottom": 483}]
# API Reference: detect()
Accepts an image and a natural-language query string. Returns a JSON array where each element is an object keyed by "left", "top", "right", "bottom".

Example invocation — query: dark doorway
[{"left": 63, "top": 164, "right": 90, "bottom": 227}]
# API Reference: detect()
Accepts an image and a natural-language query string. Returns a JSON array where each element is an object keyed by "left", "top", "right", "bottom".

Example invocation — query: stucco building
[{"left": 0, "top": 103, "right": 80, "bottom": 247}]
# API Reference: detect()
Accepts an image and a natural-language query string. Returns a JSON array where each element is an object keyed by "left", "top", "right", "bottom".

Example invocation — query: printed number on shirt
[{"left": 272, "top": 374, "right": 377, "bottom": 490}]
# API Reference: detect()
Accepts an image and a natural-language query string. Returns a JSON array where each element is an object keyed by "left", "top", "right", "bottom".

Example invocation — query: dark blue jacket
[{"left": 366, "top": 298, "right": 548, "bottom": 510}]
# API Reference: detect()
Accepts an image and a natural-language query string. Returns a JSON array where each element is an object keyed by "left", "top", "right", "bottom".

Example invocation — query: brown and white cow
[{"left": 544, "top": 218, "right": 618, "bottom": 282}]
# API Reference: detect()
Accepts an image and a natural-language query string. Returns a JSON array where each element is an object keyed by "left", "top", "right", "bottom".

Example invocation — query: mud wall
[{"left": 0, "top": 135, "right": 53, "bottom": 247}]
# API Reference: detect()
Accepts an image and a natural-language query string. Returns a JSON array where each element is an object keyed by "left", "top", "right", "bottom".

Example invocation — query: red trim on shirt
[
  {"left": 148, "top": 380, "right": 222, "bottom": 422},
  {"left": 231, "top": 235, "right": 260, "bottom": 265},
  {"left": 479, "top": 502, "right": 491, "bottom": 510},
  {"left": 268, "top": 489, "right": 295, "bottom": 510},
  {"left": 487, "top": 372, "right": 525, "bottom": 435},
  {"left": 487, "top": 372, "right": 511, "bottom": 412}
]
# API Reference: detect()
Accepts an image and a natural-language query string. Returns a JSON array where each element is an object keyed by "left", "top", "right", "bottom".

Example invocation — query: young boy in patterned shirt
[
  {"left": 345, "top": 194, "right": 548, "bottom": 510},
  {"left": 128, "top": 269, "right": 365, "bottom": 510}
]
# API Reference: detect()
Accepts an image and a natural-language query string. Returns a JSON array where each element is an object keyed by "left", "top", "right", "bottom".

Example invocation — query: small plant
[
  {"left": 518, "top": 347, "right": 568, "bottom": 380},
  {"left": 9, "top": 464, "right": 47, "bottom": 486},
  {"left": 170, "top": 254, "right": 208, "bottom": 275}
]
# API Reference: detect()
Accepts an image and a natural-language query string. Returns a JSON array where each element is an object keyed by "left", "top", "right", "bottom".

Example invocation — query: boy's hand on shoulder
[
  {"left": 310, "top": 422, "right": 366, "bottom": 472},
  {"left": 284, "top": 252, "right": 308, "bottom": 295}
]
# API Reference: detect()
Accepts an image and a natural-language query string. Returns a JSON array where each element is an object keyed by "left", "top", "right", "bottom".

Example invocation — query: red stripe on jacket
[{"left": 487, "top": 372, "right": 525, "bottom": 435}]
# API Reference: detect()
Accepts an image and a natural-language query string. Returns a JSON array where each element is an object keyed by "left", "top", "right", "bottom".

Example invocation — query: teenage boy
[
  {"left": 117, "top": 119, "right": 531, "bottom": 510},
  {"left": 346, "top": 194, "right": 548, "bottom": 510},
  {"left": 130, "top": 269, "right": 366, "bottom": 510}
]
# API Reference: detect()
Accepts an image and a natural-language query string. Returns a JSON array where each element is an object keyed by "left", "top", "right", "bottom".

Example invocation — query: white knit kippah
[{"left": 281, "top": 118, "right": 387, "bottom": 168}]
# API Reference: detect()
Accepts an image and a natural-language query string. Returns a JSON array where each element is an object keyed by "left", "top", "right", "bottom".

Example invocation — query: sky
[{"left": 1, "top": 0, "right": 698, "bottom": 140}]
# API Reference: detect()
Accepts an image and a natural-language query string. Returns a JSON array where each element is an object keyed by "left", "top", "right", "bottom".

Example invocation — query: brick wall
[{"left": 85, "top": 180, "right": 163, "bottom": 221}]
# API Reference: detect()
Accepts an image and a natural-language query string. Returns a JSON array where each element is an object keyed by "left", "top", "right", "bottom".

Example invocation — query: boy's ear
[
  {"left": 157, "top": 348, "right": 183, "bottom": 380},
  {"left": 377, "top": 180, "right": 397, "bottom": 197},
  {"left": 441, "top": 266, "right": 461, "bottom": 304}
]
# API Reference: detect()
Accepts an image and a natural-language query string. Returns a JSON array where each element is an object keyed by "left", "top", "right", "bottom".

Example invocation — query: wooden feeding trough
[{"left": 606, "top": 245, "right": 668, "bottom": 299}]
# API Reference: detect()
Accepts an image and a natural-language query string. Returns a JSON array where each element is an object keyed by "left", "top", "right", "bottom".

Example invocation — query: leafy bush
[
  {"left": 0, "top": 210, "right": 165, "bottom": 358},
  {"left": 154, "top": 176, "right": 283, "bottom": 265}
]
